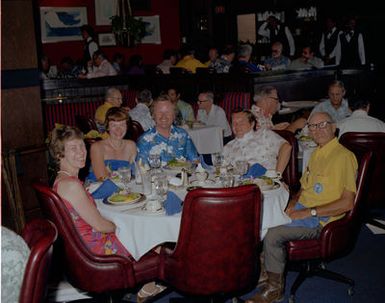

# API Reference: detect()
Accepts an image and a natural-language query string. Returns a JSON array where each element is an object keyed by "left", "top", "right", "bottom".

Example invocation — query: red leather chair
[
  {"left": 340, "top": 132, "right": 385, "bottom": 230},
  {"left": 274, "top": 129, "right": 300, "bottom": 193},
  {"left": 75, "top": 115, "right": 98, "bottom": 134},
  {"left": 159, "top": 185, "right": 262, "bottom": 300},
  {"left": 286, "top": 151, "right": 372, "bottom": 303},
  {"left": 32, "top": 183, "right": 159, "bottom": 296},
  {"left": 19, "top": 219, "right": 58, "bottom": 303},
  {"left": 125, "top": 119, "right": 145, "bottom": 142}
]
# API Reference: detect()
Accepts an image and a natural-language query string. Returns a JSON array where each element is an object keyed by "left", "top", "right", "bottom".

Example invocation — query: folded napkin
[
  {"left": 286, "top": 203, "right": 329, "bottom": 228},
  {"left": 242, "top": 163, "right": 267, "bottom": 178},
  {"left": 164, "top": 191, "right": 183, "bottom": 216},
  {"left": 91, "top": 179, "right": 120, "bottom": 200}
]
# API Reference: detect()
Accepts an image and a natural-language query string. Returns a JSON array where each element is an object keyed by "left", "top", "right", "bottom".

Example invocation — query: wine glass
[
  {"left": 118, "top": 167, "right": 131, "bottom": 192},
  {"left": 212, "top": 153, "right": 224, "bottom": 176}
]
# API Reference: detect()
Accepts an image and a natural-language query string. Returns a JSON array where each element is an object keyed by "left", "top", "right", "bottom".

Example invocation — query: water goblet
[
  {"left": 118, "top": 167, "right": 131, "bottom": 191},
  {"left": 235, "top": 160, "right": 249, "bottom": 177},
  {"left": 148, "top": 154, "right": 161, "bottom": 172},
  {"left": 212, "top": 153, "right": 224, "bottom": 176},
  {"left": 154, "top": 174, "right": 169, "bottom": 203}
]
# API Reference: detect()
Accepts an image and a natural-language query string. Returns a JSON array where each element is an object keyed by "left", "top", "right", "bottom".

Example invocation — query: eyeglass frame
[
  {"left": 307, "top": 120, "right": 333, "bottom": 131},
  {"left": 197, "top": 99, "right": 210, "bottom": 104}
]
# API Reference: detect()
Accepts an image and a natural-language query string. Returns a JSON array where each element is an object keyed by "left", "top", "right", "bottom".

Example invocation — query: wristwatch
[{"left": 310, "top": 207, "right": 318, "bottom": 217}]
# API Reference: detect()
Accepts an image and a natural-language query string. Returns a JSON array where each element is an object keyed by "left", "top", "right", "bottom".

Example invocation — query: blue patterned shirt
[
  {"left": 311, "top": 99, "right": 351, "bottom": 122},
  {"left": 137, "top": 125, "right": 198, "bottom": 165}
]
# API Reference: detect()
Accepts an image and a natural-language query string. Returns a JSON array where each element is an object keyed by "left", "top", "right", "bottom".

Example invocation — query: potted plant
[{"left": 111, "top": 15, "right": 146, "bottom": 47}]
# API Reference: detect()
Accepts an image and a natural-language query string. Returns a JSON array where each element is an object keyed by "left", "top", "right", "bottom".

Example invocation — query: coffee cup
[{"left": 145, "top": 198, "right": 162, "bottom": 212}]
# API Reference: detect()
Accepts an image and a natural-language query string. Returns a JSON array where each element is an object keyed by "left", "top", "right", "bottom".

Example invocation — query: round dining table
[{"left": 96, "top": 179, "right": 291, "bottom": 261}]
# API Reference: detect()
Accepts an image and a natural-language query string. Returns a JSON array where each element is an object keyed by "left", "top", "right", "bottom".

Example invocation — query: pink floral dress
[{"left": 53, "top": 176, "right": 131, "bottom": 258}]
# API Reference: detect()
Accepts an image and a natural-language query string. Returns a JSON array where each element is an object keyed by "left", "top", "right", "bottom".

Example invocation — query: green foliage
[{"left": 110, "top": 15, "right": 146, "bottom": 45}]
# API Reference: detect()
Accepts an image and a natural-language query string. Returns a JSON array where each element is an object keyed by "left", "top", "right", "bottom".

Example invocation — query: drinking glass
[
  {"left": 118, "top": 167, "right": 131, "bottom": 191},
  {"left": 212, "top": 153, "right": 224, "bottom": 176},
  {"left": 154, "top": 173, "right": 169, "bottom": 203},
  {"left": 235, "top": 160, "right": 249, "bottom": 176},
  {"left": 220, "top": 174, "right": 234, "bottom": 188},
  {"left": 148, "top": 154, "right": 161, "bottom": 170}
]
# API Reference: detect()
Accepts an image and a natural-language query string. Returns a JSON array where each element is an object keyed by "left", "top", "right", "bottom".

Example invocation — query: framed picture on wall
[
  {"left": 139, "top": 15, "right": 161, "bottom": 44},
  {"left": 98, "top": 33, "right": 116, "bottom": 46},
  {"left": 95, "top": 0, "right": 117, "bottom": 26},
  {"left": 40, "top": 7, "right": 88, "bottom": 43}
]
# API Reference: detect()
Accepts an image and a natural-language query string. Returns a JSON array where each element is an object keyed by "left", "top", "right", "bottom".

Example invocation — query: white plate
[
  {"left": 102, "top": 199, "right": 146, "bottom": 211},
  {"left": 282, "top": 101, "right": 319, "bottom": 108},
  {"left": 107, "top": 193, "right": 144, "bottom": 205},
  {"left": 189, "top": 179, "right": 217, "bottom": 188}
]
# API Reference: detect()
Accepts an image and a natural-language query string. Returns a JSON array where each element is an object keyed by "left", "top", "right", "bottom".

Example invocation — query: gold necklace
[{"left": 108, "top": 138, "right": 124, "bottom": 150}]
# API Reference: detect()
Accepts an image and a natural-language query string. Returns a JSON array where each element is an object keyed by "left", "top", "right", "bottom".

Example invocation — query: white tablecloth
[
  {"left": 96, "top": 182, "right": 290, "bottom": 260},
  {"left": 186, "top": 125, "right": 223, "bottom": 154},
  {"left": 298, "top": 141, "right": 316, "bottom": 173}
]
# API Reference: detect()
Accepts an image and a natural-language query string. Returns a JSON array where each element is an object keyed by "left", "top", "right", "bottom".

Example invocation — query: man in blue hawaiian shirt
[{"left": 137, "top": 95, "right": 198, "bottom": 165}]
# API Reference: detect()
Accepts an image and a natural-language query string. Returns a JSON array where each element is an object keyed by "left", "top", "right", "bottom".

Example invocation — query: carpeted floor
[{"left": 49, "top": 224, "right": 385, "bottom": 303}]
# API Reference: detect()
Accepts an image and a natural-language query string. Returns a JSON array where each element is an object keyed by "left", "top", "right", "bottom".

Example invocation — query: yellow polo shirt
[
  {"left": 175, "top": 55, "right": 207, "bottom": 73},
  {"left": 95, "top": 102, "right": 113, "bottom": 125},
  {"left": 300, "top": 138, "right": 358, "bottom": 225}
]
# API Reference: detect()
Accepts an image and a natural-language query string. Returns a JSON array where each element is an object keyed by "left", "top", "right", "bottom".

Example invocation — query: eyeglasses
[
  {"left": 198, "top": 99, "right": 209, "bottom": 104},
  {"left": 307, "top": 121, "right": 332, "bottom": 130}
]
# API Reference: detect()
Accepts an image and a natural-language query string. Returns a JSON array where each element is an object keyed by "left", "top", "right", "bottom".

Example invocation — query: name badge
[{"left": 313, "top": 182, "right": 323, "bottom": 194}]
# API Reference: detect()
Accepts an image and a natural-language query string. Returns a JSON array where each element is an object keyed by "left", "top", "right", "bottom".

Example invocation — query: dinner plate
[
  {"left": 189, "top": 179, "right": 217, "bottom": 188},
  {"left": 282, "top": 101, "right": 319, "bottom": 108},
  {"left": 164, "top": 161, "right": 192, "bottom": 172},
  {"left": 107, "top": 192, "right": 144, "bottom": 205}
]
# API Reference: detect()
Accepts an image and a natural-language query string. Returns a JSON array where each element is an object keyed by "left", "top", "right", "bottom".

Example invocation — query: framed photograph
[
  {"left": 95, "top": 0, "right": 118, "bottom": 26},
  {"left": 40, "top": 7, "right": 88, "bottom": 43},
  {"left": 139, "top": 15, "right": 161, "bottom": 44},
  {"left": 98, "top": 33, "right": 116, "bottom": 46}
]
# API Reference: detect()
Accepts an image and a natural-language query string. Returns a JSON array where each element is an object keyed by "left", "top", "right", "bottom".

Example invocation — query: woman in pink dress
[{"left": 49, "top": 126, "right": 165, "bottom": 302}]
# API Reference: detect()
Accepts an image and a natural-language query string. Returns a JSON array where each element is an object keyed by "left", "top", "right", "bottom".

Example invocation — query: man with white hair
[
  {"left": 196, "top": 91, "right": 232, "bottom": 139},
  {"left": 95, "top": 87, "right": 123, "bottom": 130}
]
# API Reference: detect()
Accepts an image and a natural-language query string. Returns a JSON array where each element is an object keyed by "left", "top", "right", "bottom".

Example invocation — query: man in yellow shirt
[
  {"left": 175, "top": 46, "right": 206, "bottom": 73},
  {"left": 247, "top": 112, "right": 357, "bottom": 303},
  {"left": 95, "top": 88, "right": 123, "bottom": 131}
]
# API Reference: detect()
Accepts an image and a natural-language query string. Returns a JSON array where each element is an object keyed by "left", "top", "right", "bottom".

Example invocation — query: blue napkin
[
  {"left": 242, "top": 163, "right": 267, "bottom": 178},
  {"left": 199, "top": 154, "right": 213, "bottom": 171},
  {"left": 286, "top": 203, "right": 329, "bottom": 228},
  {"left": 91, "top": 179, "right": 120, "bottom": 200},
  {"left": 164, "top": 191, "right": 182, "bottom": 216}
]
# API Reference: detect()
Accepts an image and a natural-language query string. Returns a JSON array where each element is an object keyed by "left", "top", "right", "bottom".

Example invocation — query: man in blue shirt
[
  {"left": 137, "top": 95, "right": 198, "bottom": 165},
  {"left": 311, "top": 80, "right": 351, "bottom": 122}
]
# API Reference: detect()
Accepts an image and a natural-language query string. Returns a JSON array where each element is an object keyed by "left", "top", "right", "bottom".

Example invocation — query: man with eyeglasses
[
  {"left": 247, "top": 111, "right": 357, "bottom": 303},
  {"left": 95, "top": 88, "right": 124, "bottom": 130},
  {"left": 196, "top": 91, "right": 232, "bottom": 140},
  {"left": 252, "top": 85, "right": 306, "bottom": 133},
  {"left": 263, "top": 41, "right": 291, "bottom": 71}
]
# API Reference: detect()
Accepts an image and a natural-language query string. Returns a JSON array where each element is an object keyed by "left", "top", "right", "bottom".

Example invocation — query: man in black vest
[
  {"left": 258, "top": 15, "right": 295, "bottom": 58},
  {"left": 336, "top": 17, "right": 366, "bottom": 68},
  {"left": 319, "top": 17, "right": 341, "bottom": 65},
  {"left": 80, "top": 25, "right": 99, "bottom": 69}
]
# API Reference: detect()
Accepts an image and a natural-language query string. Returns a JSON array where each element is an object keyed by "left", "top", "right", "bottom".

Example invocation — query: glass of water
[
  {"left": 154, "top": 173, "right": 169, "bottom": 203},
  {"left": 148, "top": 154, "right": 161, "bottom": 171},
  {"left": 212, "top": 153, "right": 224, "bottom": 176},
  {"left": 235, "top": 160, "right": 249, "bottom": 176},
  {"left": 118, "top": 167, "right": 131, "bottom": 191}
]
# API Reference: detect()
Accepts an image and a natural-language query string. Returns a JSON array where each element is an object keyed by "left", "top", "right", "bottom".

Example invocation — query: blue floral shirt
[{"left": 137, "top": 125, "right": 198, "bottom": 165}]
